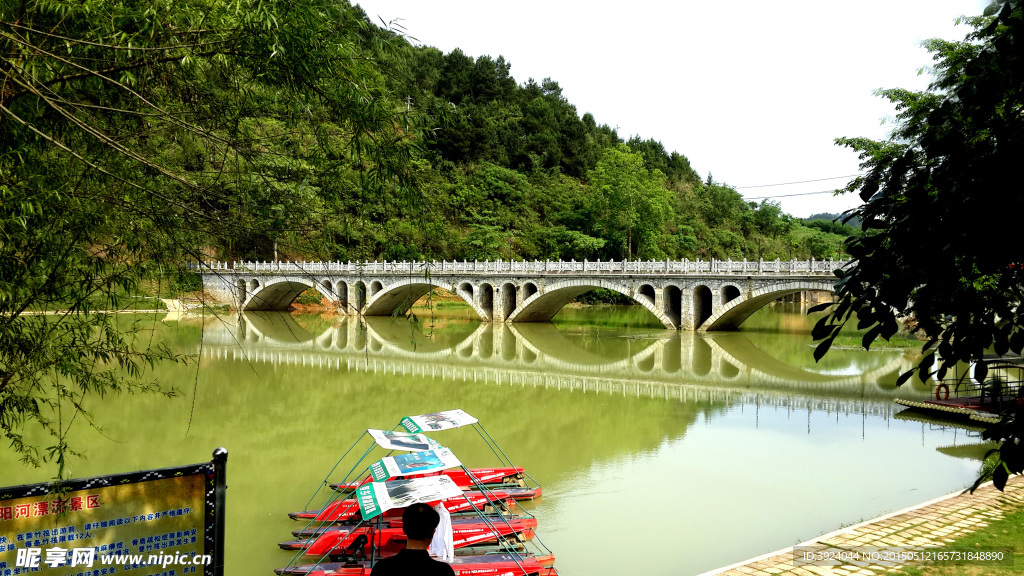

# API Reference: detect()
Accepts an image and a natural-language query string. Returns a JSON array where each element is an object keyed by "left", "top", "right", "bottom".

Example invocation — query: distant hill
[{"left": 806, "top": 212, "right": 862, "bottom": 229}]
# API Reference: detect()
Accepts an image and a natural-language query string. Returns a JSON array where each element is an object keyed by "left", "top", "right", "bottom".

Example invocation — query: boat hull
[
  {"left": 281, "top": 517, "right": 538, "bottom": 555},
  {"left": 288, "top": 487, "right": 541, "bottom": 523}
]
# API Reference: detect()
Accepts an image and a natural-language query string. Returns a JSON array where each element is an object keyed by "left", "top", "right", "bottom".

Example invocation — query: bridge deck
[
  {"left": 197, "top": 259, "right": 847, "bottom": 330},
  {"left": 193, "top": 258, "right": 848, "bottom": 276}
]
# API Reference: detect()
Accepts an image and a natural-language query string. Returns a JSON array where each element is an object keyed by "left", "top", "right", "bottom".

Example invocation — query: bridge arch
[
  {"left": 455, "top": 282, "right": 491, "bottom": 321},
  {"left": 352, "top": 281, "right": 367, "bottom": 311},
  {"left": 361, "top": 277, "right": 493, "bottom": 321},
  {"left": 480, "top": 284, "right": 494, "bottom": 320},
  {"left": 693, "top": 285, "right": 713, "bottom": 329},
  {"left": 506, "top": 279, "right": 675, "bottom": 329},
  {"left": 639, "top": 284, "right": 655, "bottom": 306},
  {"left": 500, "top": 283, "right": 517, "bottom": 321},
  {"left": 664, "top": 285, "right": 682, "bottom": 327},
  {"left": 700, "top": 280, "right": 836, "bottom": 331},
  {"left": 335, "top": 281, "right": 350, "bottom": 312},
  {"left": 361, "top": 278, "right": 444, "bottom": 316},
  {"left": 241, "top": 276, "right": 336, "bottom": 310},
  {"left": 721, "top": 284, "right": 741, "bottom": 304}
]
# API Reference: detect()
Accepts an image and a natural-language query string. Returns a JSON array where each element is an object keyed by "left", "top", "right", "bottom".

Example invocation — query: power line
[
  {"left": 743, "top": 189, "right": 845, "bottom": 200},
  {"left": 735, "top": 174, "right": 861, "bottom": 189}
]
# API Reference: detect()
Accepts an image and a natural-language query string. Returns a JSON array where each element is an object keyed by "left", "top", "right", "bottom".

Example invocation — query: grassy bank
[
  {"left": 893, "top": 505, "right": 1024, "bottom": 575},
  {"left": 21, "top": 270, "right": 203, "bottom": 312},
  {"left": 831, "top": 334, "right": 922, "bottom": 349}
]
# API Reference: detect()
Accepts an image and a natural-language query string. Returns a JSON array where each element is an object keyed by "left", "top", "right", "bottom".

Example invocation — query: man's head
[{"left": 402, "top": 503, "right": 440, "bottom": 541}]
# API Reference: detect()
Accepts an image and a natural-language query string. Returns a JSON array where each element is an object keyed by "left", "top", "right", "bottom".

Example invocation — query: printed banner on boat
[
  {"left": 355, "top": 476, "right": 463, "bottom": 520},
  {"left": 368, "top": 448, "right": 462, "bottom": 482},
  {"left": 400, "top": 409, "right": 478, "bottom": 433},
  {"left": 0, "top": 449, "right": 226, "bottom": 576},
  {"left": 367, "top": 429, "right": 441, "bottom": 452}
]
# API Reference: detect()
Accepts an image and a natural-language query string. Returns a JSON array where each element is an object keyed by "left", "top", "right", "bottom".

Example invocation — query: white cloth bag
[{"left": 428, "top": 503, "right": 454, "bottom": 562}]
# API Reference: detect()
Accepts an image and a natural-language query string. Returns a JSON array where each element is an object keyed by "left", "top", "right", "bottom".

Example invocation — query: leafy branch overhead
[
  {"left": 813, "top": 0, "right": 1024, "bottom": 490},
  {"left": 0, "top": 0, "right": 420, "bottom": 468}
]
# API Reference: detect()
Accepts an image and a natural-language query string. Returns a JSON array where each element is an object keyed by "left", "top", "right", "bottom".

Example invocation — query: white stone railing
[{"left": 191, "top": 258, "right": 849, "bottom": 276}]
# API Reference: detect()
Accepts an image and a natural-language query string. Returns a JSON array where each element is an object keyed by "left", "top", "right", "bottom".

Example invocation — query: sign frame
[{"left": 0, "top": 448, "right": 227, "bottom": 576}]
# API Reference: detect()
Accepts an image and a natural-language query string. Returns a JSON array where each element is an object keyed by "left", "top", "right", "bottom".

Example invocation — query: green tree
[
  {"left": 753, "top": 200, "right": 792, "bottom": 238},
  {"left": 626, "top": 136, "right": 700, "bottom": 188},
  {"left": 0, "top": 0, "right": 418, "bottom": 469},
  {"left": 587, "top": 144, "right": 674, "bottom": 259},
  {"left": 812, "top": 1, "right": 1024, "bottom": 490}
]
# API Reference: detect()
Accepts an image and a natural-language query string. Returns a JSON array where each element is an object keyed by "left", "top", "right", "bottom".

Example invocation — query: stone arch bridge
[{"left": 197, "top": 258, "right": 847, "bottom": 330}]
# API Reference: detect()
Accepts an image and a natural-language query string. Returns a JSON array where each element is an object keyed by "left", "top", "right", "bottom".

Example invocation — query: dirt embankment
[{"left": 289, "top": 295, "right": 338, "bottom": 313}]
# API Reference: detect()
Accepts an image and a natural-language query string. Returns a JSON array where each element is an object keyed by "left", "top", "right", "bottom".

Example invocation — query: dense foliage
[
  {"left": 812, "top": 0, "right": 1024, "bottom": 490},
  {"left": 257, "top": 26, "right": 852, "bottom": 264},
  {"left": 0, "top": 0, "right": 419, "bottom": 468}
]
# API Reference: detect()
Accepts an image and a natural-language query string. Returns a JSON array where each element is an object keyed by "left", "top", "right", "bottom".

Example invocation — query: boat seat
[{"left": 329, "top": 534, "right": 368, "bottom": 564}]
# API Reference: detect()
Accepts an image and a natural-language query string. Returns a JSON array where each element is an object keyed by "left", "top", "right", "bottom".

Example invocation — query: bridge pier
[{"left": 195, "top": 259, "right": 843, "bottom": 331}]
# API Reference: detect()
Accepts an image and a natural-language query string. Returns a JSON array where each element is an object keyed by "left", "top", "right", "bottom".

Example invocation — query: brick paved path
[{"left": 698, "top": 478, "right": 1024, "bottom": 576}]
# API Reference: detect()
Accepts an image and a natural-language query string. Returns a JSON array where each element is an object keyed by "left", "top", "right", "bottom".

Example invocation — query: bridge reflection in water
[
  {"left": 195, "top": 312, "right": 925, "bottom": 422},
  {"left": 176, "top": 310, "right": 982, "bottom": 576}
]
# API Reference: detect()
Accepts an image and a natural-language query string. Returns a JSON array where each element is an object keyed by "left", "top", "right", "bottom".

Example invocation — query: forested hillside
[
  {"left": 1, "top": 0, "right": 850, "bottom": 282},
  {"left": 231, "top": 3, "right": 853, "bottom": 264}
]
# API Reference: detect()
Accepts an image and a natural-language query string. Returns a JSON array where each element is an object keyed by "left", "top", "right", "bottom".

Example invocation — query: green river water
[{"left": 0, "top": 304, "right": 987, "bottom": 575}]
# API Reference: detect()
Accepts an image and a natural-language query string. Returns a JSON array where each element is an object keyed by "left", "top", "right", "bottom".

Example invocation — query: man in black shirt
[{"left": 370, "top": 503, "right": 456, "bottom": 575}]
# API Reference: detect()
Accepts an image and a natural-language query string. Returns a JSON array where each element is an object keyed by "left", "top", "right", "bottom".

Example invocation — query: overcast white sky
[{"left": 355, "top": 1, "right": 987, "bottom": 217}]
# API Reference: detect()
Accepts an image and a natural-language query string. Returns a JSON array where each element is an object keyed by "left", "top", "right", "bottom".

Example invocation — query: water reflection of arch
[
  {"left": 702, "top": 334, "right": 918, "bottom": 391},
  {"left": 200, "top": 342, "right": 909, "bottom": 419},
  {"left": 236, "top": 311, "right": 317, "bottom": 344},
  {"left": 205, "top": 313, "right": 918, "bottom": 399},
  {"left": 692, "top": 337, "right": 712, "bottom": 376},
  {"left": 218, "top": 314, "right": 657, "bottom": 374}
]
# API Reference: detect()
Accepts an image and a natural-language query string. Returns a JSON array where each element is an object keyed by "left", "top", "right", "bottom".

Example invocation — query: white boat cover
[
  {"left": 356, "top": 476, "right": 463, "bottom": 520},
  {"left": 367, "top": 429, "right": 441, "bottom": 452},
  {"left": 400, "top": 409, "right": 478, "bottom": 433},
  {"left": 368, "top": 448, "right": 462, "bottom": 482}
]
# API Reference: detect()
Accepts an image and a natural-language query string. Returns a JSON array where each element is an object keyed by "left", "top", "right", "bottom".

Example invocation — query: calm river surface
[{"left": 0, "top": 304, "right": 987, "bottom": 575}]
